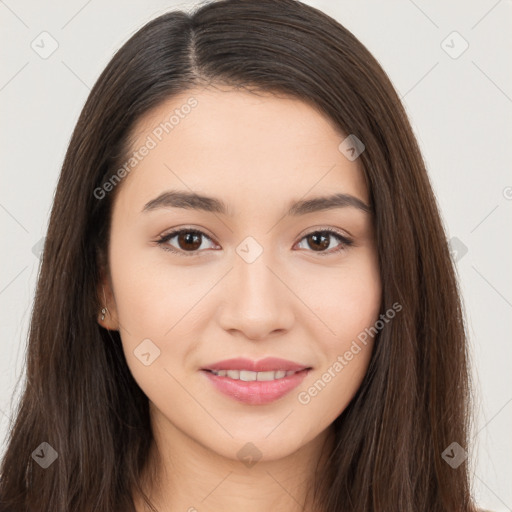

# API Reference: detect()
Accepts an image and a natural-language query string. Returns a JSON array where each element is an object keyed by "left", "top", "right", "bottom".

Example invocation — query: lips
[
  {"left": 201, "top": 357, "right": 311, "bottom": 373},
  {"left": 202, "top": 367, "right": 311, "bottom": 405},
  {"left": 200, "top": 357, "right": 312, "bottom": 405}
]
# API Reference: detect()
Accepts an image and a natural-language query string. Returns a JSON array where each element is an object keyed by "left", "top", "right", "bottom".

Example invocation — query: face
[{"left": 99, "top": 86, "right": 381, "bottom": 463}]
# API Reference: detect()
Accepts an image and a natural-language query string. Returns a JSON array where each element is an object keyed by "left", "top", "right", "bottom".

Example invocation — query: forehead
[{"left": 115, "top": 86, "right": 369, "bottom": 214}]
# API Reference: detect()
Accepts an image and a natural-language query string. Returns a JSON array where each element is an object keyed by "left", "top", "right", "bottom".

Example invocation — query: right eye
[{"left": 156, "top": 228, "right": 219, "bottom": 256}]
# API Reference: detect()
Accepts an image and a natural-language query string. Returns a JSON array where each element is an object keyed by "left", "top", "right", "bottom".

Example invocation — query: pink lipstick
[{"left": 201, "top": 357, "right": 311, "bottom": 405}]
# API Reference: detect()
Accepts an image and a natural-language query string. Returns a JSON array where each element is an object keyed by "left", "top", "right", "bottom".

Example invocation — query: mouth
[
  {"left": 200, "top": 367, "right": 312, "bottom": 405},
  {"left": 201, "top": 356, "right": 311, "bottom": 373},
  {"left": 202, "top": 368, "right": 309, "bottom": 381}
]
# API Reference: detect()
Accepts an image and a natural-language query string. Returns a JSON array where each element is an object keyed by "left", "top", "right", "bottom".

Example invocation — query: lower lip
[{"left": 201, "top": 369, "right": 310, "bottom": 405}]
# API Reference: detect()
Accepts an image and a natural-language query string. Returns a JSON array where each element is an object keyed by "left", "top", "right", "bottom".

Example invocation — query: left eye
[
  {"left": 156, "top": 228, "right": 353, "bottom": 256},
  {"left": 295, "top": 229, "right": 353, "bottom": 255}
]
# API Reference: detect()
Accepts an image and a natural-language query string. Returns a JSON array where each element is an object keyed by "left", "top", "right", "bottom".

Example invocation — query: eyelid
[
  {"left": 158, "top": 225, "right": 216, "bottom": 242},
  {"left": 296, "top": 225, "right": 352, "bottom": 242}
]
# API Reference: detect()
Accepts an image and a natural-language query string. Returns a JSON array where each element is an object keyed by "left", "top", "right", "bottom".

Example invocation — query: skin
[{"left": 98, "top": 85, "right": 382, "bottom": 512}]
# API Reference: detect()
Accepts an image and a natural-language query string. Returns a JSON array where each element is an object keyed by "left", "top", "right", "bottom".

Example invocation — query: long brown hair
[{"left": 0, "top": 1, "right": 476, "bottom": 510}]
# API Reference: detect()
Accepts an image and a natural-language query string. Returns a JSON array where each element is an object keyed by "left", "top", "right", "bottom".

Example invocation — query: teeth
[
  {"left": 256, "top": 371, "right": 277, "bottom": 381},
  {"left": 226, "top": 370, "right": 239, "bottom": 379},
  {"left": 209, "top": 369, "right": 300, "bottom": 381}
]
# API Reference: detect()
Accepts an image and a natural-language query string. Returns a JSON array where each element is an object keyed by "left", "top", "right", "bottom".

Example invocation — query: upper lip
[{"left": 202, "top": 357, "right": 311, "bottom": 372}]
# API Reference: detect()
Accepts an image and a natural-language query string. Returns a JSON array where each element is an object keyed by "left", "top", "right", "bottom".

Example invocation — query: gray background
[{"left": 1, "top": 0, "right": 511, "bottom": 510}]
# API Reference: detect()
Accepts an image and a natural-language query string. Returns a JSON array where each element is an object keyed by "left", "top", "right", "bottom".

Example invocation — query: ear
[{"left": 96, "top": 272, "right": 120, "bottom": 331}]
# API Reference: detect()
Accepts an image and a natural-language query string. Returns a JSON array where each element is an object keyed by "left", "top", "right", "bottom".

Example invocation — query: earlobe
[
  {"left": 97, "top": 304, "right": 115, "bottom": 330},
  {"left": 96, "top": 276, "right": 120, "bottom": 331}
]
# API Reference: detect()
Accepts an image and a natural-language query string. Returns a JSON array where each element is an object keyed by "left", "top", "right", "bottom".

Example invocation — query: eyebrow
[{"left": 142, "top": 190, "right": 372, "bottom": 216}]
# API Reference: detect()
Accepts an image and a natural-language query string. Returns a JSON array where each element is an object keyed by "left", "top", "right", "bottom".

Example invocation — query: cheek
[
  {"left": 296, "top": 278, "right": 381, "bottom": 424},
  {"left": 296, "top": 249, "right": 381, "bottom": 410},
  {"left": 303, "top": 249, "right": 382, "bottom": 341},
  {"left": 108, "top": 230, "right": 194, "bottom": 332},
  {"left": 107, "top": 235, "right": 216, "bottom": 381}
]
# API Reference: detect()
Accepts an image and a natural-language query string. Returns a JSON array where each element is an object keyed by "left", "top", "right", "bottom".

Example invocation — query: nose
[{"left": 216, "top": 247, "right": 295, "bottom": 341}]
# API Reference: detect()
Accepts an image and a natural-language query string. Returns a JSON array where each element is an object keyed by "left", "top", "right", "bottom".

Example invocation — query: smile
[
  {"left": 201, "top": 368, "right": 310, "bottom": 405},
  {"left": 207, "top": 369, "right": 300, "bottom": 381}
]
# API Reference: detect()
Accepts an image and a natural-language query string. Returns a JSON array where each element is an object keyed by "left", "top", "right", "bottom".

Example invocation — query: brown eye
[
  {"left": 305, "top": 232, "right": 330, "bottom": 251},
  {"left": 296, "top": 229, "right": 353, "bottom": 255},
  {"left": 175, "top": 231, "right": 202, "bottom": 251},
  {"left": 157, "top": 229, "right": 217, "bottom": 256}
]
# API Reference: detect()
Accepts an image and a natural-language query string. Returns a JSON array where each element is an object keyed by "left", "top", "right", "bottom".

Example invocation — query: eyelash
[{"left": 155, "top": 227, "right": 354, "bottom": 257}]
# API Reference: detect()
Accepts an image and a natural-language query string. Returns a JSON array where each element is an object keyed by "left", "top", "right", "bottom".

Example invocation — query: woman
[{"left": 0, "top": 0, "right": 477, "bottom": 510}]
